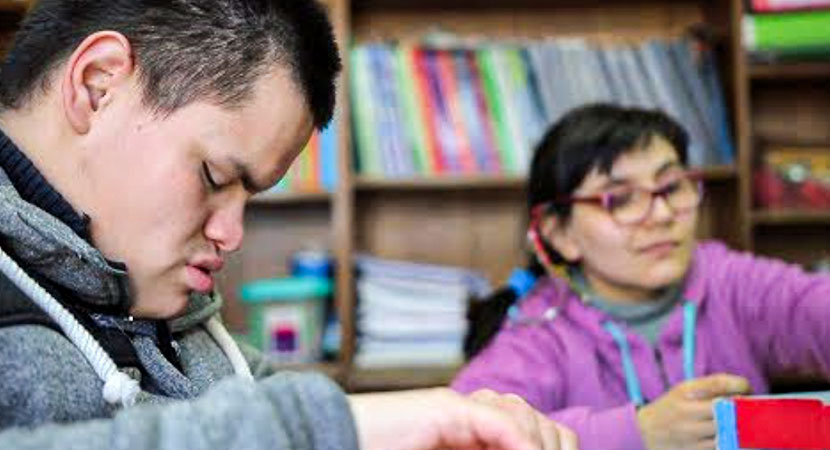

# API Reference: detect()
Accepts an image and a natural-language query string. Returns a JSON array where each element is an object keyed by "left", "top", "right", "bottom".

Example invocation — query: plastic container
[{"left": 240, "top": 277, "right": 332, "bottom": 363}]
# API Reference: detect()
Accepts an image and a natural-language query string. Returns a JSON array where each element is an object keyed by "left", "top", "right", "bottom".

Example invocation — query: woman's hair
[
  {"left": 529, "top": 103, "right": 689, "bottom": 265},
  {"left": 465, "top": 103, "right": 690, "bottom": 359}
]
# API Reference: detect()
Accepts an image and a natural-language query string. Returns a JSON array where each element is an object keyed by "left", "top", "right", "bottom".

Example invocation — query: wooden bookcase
[
  {"left": 730, "top": 0, "right": 830, "bottom": 264},
  {"left": 1, "top": 0, "right": 826, "bottom": 392}
]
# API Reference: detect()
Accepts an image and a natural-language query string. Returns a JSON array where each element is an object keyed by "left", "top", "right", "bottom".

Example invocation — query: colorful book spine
[
  {"left": 307, "top": 131, "right": 320, "bottom": 190},
  {"left": 319, "top": 122, "right": 338, "bottom": 191},
  {"left": 751, "top": 0, "right": 830, "bottom": 12},
  {"left": 349, "top": 47, "right": 383, "bottom": 176},
  {"left": 476, "top": 48, "right": 517, "bottom": 174},
  {"left": 395, "top": 44, "right": 433, "bottom": 176},
  {"left": 435, "top": 50, "right": 477, "bottom": 173},
  {"left": 413, "top": 48, "right": 448, "bottom": 173},
  {"left": 422, "top": 49, "right": 461, "bottom": 173},
  {"left": 744, "top": 10, "right": 830, "bottom": 52},
  {"left": 465, "top": 50, "right": 502, "bottom": 174}
]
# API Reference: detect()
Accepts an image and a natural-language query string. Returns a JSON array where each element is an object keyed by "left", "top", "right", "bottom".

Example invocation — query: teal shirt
[{"left": 570, "top": 268, "right": 682, "bottom": 347}]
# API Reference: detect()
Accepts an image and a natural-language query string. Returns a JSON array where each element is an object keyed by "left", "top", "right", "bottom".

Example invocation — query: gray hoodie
[{"left": 0, "top": 164, "right": 359, "bottom": 449}]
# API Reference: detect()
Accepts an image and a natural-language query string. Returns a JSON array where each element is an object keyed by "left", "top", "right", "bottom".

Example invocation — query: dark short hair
[
  {"left": 0, "top": 0, "right": 342, "bottom": 129},
  {"left": 529, "top": 103, "right": 689, "bottom": 262}
]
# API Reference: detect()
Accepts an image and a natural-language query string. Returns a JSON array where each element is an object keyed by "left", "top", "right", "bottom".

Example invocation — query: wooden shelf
[
  {"left": 700, "top": 165, "right": 738, "bottom": 181},
  {"left": 752, "top": 209, "right": 830, "bottom": 225},
  {"left": 249, "top": 190, "right": 332, "bottom": 205},
  {"left": 347, "top": 365, "right": 461, "bottom": 392},
  {"left": 750, "top": 62, "right": 830, "bottom": 81},
  {"left": 0, "top": 0, "right": 29, "bottom": 13},
  {"left": 355, "top": 175, "right": 526, "bottom": 191}
]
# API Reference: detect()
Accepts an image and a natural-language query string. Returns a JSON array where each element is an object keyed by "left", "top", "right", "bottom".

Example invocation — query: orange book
[{"left": 435, "top": 50, "right": 476, "bottom": 173}]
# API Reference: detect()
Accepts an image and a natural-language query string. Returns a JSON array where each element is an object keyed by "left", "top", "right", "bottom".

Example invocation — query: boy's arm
[{"left": 0, "top": 371, "right": 358, "bottom": 450}]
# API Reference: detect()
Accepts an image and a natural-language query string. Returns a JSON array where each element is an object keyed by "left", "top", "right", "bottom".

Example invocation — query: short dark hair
[
  {"left": 0, "top": 0, "right": 342, "bottom": 129},
  {"left": 529, "top": 103, "right": 689, "bottom": 262},
  {"left": 464, "top": 104, "right": 689, "bottom": 358}
]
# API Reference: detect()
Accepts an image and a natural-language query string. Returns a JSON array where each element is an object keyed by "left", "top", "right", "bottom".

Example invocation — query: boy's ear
[
  {"left": 62, "top": 31, "right": 135, "bottom": 134},
  {"left": 540, "top": 214, "right": 582, "bottom": 263}
]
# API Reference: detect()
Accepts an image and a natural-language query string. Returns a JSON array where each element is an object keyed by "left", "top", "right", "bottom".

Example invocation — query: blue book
[
  {"left": 699, "top": 43, "right": 736, "bottom": 165},
  {"left": 423, "top": 49, "right": 462, "bottom": 173},
  {"left": 319, "top": 120, "right": 338, "bottom": 191}
]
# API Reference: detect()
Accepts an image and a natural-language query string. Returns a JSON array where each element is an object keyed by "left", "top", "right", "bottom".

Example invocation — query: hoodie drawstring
[
  {"left": 0, "top": 244, "right": 253, "bottom": 407},
  {"left": 604, "top": 301, "right": 698, "bottom": 407}
]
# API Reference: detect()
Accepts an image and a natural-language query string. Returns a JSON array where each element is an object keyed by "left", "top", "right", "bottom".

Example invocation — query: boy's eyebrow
[{"left": 230, "top": 158, "right": 268, "bottom": 194}]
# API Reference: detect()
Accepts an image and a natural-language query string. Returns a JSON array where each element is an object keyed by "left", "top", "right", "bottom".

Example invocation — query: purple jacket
[{"left": 452, "top": 241, "right": 830, "bottom": 449}]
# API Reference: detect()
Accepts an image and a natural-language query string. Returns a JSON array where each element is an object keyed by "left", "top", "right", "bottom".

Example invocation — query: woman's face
[{"left": 544, "top": 136, "right": 699, "bottom": 302}]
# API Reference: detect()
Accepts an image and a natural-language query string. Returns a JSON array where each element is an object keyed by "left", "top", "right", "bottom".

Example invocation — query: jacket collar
[{"left": 523, "top": 245, "right": 709, "bottom": 341}]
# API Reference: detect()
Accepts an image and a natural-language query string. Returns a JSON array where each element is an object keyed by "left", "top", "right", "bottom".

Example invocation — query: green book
[
  {"left": 476, "top": 48, "right": 517, "bottom": 174},
  {"left": 349, "top": 46, "right": 383, "bottom": 176},
  {"left": 394, "top": 45, "right": 432, "bottom": 176},
  {"left": 744, "top": 10, "right": 830, "bottom": 51}
]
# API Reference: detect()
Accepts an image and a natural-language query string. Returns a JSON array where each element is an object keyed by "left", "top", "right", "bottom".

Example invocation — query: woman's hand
[{"left": 637, "top": 374, "right": 751, "bottom": 450}]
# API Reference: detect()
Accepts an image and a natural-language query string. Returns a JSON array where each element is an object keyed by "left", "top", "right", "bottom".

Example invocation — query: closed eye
[{"left": 202, "top": 162, "right": 220, "bottom": 191}]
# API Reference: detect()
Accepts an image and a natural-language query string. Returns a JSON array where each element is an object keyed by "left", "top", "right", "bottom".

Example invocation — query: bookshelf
[
  {"left": 732, "top": 0, "right": 830, "bottom": 264},
  {"left": 0, "top": 0, "right": 28, "bottom": 13},
  {"left": 2, "top": 0, "right": 824, "bottom": 392},
  {"left": 347, "top": 365, "right": 462, "bottom": 392},
  {"left": 249, "top": 191, "right": 333, "bottom": 205},
  {"left": 750, "top": 62, "right": 830, "bottom": 81},
  {"left": 342, "top": 0, "right": 744, "bottom": 390},
  {"left": 752, "top": 210, "right": 830, "bottom": 226}
]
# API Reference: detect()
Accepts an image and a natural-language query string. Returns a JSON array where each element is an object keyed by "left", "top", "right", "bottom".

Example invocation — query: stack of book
[
  {"left": 268, "top": 123, "right": 338, "bottom": 194},
  {"left": 349, "top": 36, "right": 734, "bottom": 179},
  {"left": 354, "top": 254, "right": 491, "bottom": 369},
  {"left": 744, "top": 0, "right": 830, "bottom": 62}
]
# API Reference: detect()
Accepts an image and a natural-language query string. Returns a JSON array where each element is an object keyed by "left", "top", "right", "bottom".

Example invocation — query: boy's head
[
  {"left": 530, "top": 104, "right": 701, "bottom": 301},
  {"left": 0, "top": 0, "right": 341, "bottom": 129},
  {"left": 0, "top": 0, "right": 341, "bottom": 318}
]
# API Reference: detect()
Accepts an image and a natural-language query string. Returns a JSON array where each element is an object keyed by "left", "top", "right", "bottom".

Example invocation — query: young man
[{"left": 0, "top": 1, "right": 576, "bottom": 449}]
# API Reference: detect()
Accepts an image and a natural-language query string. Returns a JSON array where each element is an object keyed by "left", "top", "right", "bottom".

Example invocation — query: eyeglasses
[{"left": 549, "top": 170, "right": 704, "bottom": 226}]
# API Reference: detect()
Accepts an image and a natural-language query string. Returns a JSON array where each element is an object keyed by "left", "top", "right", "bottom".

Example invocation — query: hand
[
  {"left": 637, "top": 373, "right": 751, "bottom": 450},
  {"left": 348, "top": 387, "right": 578, "bottom": 450}
]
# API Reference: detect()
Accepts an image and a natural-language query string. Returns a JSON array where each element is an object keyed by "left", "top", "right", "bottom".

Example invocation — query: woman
[{"left": 453, "top": 103, "right": 830, "bottom": 450}]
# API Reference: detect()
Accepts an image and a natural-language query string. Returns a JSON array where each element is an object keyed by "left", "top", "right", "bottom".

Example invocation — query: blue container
[{"left": 240, "top": 277, "right": 332, "bottom": 363}]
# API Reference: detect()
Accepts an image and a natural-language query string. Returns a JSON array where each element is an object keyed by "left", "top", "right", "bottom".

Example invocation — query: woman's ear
[
  {"left": 540, "top": 214, "right": 582, "bottom": 263},
  {"left": 61, "top": 31, "right": 135, "bottom": 134}
]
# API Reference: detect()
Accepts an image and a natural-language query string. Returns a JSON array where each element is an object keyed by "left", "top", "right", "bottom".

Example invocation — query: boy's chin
[{"left": 129, "top": 292, "right": 190, "bottom": 320}]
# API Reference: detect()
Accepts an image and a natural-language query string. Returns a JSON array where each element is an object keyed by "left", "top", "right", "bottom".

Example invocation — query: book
[
  {"left": 349, "top": 46, "right": 383, "bottom": 176},
  {"left": 744, "top": 10, "right": 830, "bottom": 53},
  {"left": 715, "top": 393, "right": 830, "bottom": 449},
  {"left": 750, "top": 0, "right": 830, "bottom": 13},
  {"left": 394, "top": 44, "right": 433, "bottom": 175}
]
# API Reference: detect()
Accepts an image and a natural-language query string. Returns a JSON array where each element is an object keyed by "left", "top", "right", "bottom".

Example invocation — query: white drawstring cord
[
  {"left": 205, "top": 315, "right": 254, "bottom": 381},
  {"left": 0, "top": 245, "right": 140, "bottom": 407}
]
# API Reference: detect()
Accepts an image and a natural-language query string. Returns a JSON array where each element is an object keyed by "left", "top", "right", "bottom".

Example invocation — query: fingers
[
  {"left": 679, "top": 419, "right": 716, "bottom": 441},
  {"left": 470, "top": 390, "right": 543, "bottom": 448},
  {"left": 693, "top": 438, "right": 717, "bottom": 450},
  {"left": 468, "top": 389, "right": 573, "bottom": 450},
  {"left": 553, "top": 423, "right": 579, "bottom": 450},
  {"left": 681, "top": 399, "right": 717, "bottom": 420},
  {"left": 682, "top": 373, "right": 751, "bottom": 400}
]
